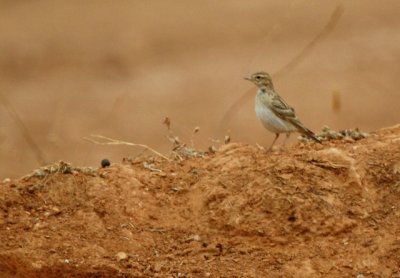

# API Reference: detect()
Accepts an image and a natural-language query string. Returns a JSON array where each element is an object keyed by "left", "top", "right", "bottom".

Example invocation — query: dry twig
[{"left": 84, "top": 134, "right": 170, "bottom": 161}]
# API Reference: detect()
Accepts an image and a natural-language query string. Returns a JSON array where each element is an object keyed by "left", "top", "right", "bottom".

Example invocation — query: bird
[{"left": 244, "top": 71, "right": 321, "bottom": 150}]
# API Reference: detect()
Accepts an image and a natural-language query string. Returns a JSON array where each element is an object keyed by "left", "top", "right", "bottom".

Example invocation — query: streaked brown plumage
[{"left": 244, "top": 71, "right": 321, "bottom": 150}]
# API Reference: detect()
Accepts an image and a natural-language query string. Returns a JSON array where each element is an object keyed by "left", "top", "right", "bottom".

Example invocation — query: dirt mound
[{"left": 1, "top": 125, "right": 400, "bottom": 277}]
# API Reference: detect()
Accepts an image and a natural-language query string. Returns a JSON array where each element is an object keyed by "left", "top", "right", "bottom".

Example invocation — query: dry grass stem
[
  {"left": 84, "top": 134, "right": 171, "bottom": 161},
  {"left": 0, "top": 92, "right": 47, "bottom": 165}
]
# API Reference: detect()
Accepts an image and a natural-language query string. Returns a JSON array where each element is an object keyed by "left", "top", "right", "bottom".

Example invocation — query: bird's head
[{"left": 244, "top": 72, "right": 274, "bottom": 89}]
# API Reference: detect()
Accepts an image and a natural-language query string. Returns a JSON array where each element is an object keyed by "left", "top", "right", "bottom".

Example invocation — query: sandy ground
[
  {"left": 0, "top": 1, "right": 400, "bottom": 177},
  {"left": 0, "top": 125, "right": 399, "bottom": 277}
]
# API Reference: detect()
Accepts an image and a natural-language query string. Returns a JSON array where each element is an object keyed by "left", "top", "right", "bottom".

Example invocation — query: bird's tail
[
  {"left": 290, "top": 119, "right": 322, "bottom": 143},
  {"left": 302, "top": 127, "right": 322, "bottom": 143}
]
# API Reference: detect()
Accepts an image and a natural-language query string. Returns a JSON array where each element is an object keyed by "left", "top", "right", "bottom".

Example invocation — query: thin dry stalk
[
  {"left": 0, "top": 92, "right": 47, "bottom": 165},
  {"left": 190, "top": 126, "right": 200, "bottom": 148},
  {"left": 84, "top": 134, "right": 170, "bottom": 161},
  {"left": 273, "top": 6, "right": 344, "bottom": 79}
]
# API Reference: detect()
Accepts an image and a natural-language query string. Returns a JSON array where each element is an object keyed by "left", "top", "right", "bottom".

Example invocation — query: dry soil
[{"left": 0, "top": 125, "right": 399, "bottom": 277}]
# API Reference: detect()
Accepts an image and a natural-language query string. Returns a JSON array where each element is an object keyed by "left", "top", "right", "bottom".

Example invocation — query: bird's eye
[{"left": 255, "top": 76, "right": 261, "bottom": 80}]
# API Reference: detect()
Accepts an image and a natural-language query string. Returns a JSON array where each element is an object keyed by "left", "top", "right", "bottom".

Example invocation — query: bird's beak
[{"left": 244, "top": 76, "right": 251, "bottom": 81}]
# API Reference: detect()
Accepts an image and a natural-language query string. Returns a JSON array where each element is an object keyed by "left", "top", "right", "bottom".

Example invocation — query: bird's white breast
[{"left": 255, "top": 91, "right": 296, "bottom": 133}]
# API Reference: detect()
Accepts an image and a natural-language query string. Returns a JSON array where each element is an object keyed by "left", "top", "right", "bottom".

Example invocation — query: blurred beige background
[{"left": 0, "top": 0, "right": 399, "bottom": 177}]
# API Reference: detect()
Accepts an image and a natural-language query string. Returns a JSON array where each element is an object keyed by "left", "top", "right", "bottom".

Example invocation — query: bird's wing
[
  {"left": 270, "top": 94, "right": 296, "bottom": 119},
  {"left": 271, "top": 95, "right": 307, "bottom": 129},
  {"left": 270, "top": 94, "right": 322, "bottom": 143}
]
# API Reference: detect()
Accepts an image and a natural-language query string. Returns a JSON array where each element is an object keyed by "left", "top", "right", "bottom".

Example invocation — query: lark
[{"left": 244, "top": 71, "right": 321, "bottom": 150}]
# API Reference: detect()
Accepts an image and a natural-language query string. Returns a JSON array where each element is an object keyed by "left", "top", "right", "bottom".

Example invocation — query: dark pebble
[{"left": 101, "top": 159, "right": 111, "bottom": 168}]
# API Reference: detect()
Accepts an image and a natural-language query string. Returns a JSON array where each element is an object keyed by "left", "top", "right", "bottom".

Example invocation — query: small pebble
[
  {"left": 31, "top": 262, "right": 42, "bottom": 269},
  {"left": 116, "top": 251, "right": 128, "bottom": 261},
  {"left": 101, "top": 159, "right": 111, "bottom": 168}
]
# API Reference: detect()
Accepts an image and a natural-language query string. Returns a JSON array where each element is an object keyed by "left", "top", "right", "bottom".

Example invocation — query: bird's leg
[
  {"left": 281, "top": 133, "right": 291, "bottom": 148},
  {"left": 267, "top": 133, "right": 280, "bottom": 152}
]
